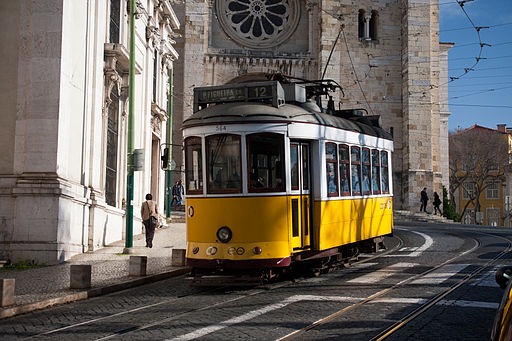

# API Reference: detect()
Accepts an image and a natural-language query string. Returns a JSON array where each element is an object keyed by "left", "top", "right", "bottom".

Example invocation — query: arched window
[
  {"left": 358, "top": 9, "right": 378, "bottom": 41},
  {"left": 358, "top": 10, "right": 366, "bottom": 40},
  {"left": 369, "top": 10, "right": 378, "bottom": 40}
]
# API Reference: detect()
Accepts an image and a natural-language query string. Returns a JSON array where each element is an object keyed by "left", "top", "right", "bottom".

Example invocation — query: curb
[{"left": 0, "top": 267, "right": 190, "bottom": 320}]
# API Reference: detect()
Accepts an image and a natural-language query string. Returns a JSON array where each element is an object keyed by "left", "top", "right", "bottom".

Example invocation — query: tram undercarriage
[{"left": 189, "top": 237, "right": 386, "bottom": 286}]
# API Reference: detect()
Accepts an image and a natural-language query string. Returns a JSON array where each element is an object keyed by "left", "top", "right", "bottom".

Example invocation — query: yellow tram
[{"left": 182, "top": 79, "right": 393, "bottom": 283}]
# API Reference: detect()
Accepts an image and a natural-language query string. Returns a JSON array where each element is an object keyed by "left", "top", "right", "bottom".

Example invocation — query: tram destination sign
[{"left": 193, "top": 81, "right": 285, "bottom": 112}]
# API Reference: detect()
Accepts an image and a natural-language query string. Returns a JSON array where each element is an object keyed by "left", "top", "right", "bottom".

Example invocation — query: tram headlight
[
  {"left": 206, "top": 246, "right": 218, "bottom": 255},
  {"left": 216, "top": 226, "right": 232, "bottom": 243},
  {"left": 252, "top": 246, "right": 262, "bottom": 255}
]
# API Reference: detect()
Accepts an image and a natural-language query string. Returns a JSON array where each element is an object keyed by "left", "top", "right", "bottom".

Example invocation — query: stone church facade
[{"left": 171, "top": 0, "right": 450, "bottom": 210}]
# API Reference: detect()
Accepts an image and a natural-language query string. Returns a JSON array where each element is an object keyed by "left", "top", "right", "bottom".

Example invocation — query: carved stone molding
[
  {"left": 146, "top": 21, "right": 161, "bottom": 48},
  {"left": 151, "top": 102, "right": 167, "bottom": 137}
]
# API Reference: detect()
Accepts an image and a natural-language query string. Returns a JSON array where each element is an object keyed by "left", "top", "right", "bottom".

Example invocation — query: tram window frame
[
  {"left": 339, "top": 144, "right": 351, "bottom": 196},
  {"left": 206, "top": 134, "right": 242, "bottom": 194},
  {"left": 184, "top": 136, "right": 203, "bottom": 195},
  {"left": 371, "top": 149, "right": 381, "bottom": 195},
  {"left": 381, "top": 151, "right": 389, "bottom": 194},
  {"left": 326, "top": 142, "right": 339, "bottom": 197},
  {"left": 351, "top": 146, "right": 362, "bottom": 196},
  {"left": 290, "top": 144, "right": 299, "bottom": 191},
  {"left": 247, "top": 133, "right": 285, "bottom": 193},
  {"left": 301, "top": 144, "right": 310, "bottom": 191},
  {"left": 362, "top": 148, "right": 371, "bottom": 195}
]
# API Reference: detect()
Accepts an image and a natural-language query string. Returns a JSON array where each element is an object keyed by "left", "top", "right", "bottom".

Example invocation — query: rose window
[{"left": 216, "top": 0, "right": 300, "bottom": 49}]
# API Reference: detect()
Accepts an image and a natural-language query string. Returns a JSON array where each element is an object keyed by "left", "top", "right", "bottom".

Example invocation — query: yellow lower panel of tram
[
  {"left": 186, "top": 196, "right": 293, "bottom": 260},
  {"left": 313, "top": 196, "right": 394, "bottom": 250}
]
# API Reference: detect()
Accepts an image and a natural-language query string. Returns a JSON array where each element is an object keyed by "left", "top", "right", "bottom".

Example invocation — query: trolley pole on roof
[
  {"left": 124, "top": 0, "right": 136, "bottom": 252},
  {"left": 165, "top": 71, "right": 173, "bottom": 219}
]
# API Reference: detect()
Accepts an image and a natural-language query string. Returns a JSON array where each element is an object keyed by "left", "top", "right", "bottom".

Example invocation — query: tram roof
[{"left": 182, "top": 102, "right": 393, "bottom": 140}]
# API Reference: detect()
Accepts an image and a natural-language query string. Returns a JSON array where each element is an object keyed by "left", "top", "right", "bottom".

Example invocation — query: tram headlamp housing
[
  {"left": 206, "top": 246, "right": 218, "bottom": 255},
  {"left": 217, "top": 226, "right": 232, "bottom": 243}
]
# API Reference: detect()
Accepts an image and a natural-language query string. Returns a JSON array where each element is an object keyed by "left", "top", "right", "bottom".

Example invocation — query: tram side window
[
  {"left": 371, "top": 149, "right": 381, "bottom": 194},
  {"left": 301, "top": 144, "right": 310, "bottom": 190},
  {"left": 290, "top": 144, "right": 299, "bottom": 190},
  {"left": 339, "top": 144, "right": 351, "bottom": 196},
  {"left": 351, "top": 146, "right": 362, "bottom": 196},
  {"left": 206, "top": 134, "right": 241, "bottom": 193},
  {"left": 185, "top": 136, "right": 203, "bottom": 194},
  {"left": 326, "top": 142, "right": 338, "bottom": 197},
  {"left": 362, "top": 148, "right": 371, "bottom": 195},
  {"left": 381, "top": 151, "right": 389, "bottom": 193},
  {"left": 247, "top": 133, "right": 284, "bottom": 192}
]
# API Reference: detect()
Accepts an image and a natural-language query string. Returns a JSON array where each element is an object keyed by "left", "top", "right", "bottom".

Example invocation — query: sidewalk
[{"left": 0, "top": 214, "right": 189, "bottom": 319}]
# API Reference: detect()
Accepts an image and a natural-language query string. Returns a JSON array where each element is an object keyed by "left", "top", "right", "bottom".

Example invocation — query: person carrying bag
[{"left": 140, "top": 193, "right": 158, "bottom": 248}]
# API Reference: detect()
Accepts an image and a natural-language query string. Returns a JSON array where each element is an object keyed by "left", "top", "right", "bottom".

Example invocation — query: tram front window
[
  {"left": 185, "top": 136, "right": 203, "bottom": 194},
  {"left": 206, "top": 134, "right": 241, "bottom": 193},
  {"left": 247, "top": 133, "right": 284, "bottom": 192}
]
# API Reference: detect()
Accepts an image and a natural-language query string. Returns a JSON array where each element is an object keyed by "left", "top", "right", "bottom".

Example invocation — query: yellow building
[{"left": 450, "top": 124, "right": 512, "bottom": 226}]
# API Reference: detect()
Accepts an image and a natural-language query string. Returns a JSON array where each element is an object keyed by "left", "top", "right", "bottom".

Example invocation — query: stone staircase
[
  {"left": 393, "top": 209, "right": 454, "bottom": 224},
  {"left": 168, "top": 206, "right": 186, "bottom": 223}
]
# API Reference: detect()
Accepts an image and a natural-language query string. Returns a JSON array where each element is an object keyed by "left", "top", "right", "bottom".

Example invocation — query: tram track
[
  {"left": 23, "top": 274, "right": 301, "bottom": 340},
  {"left": 371, "top": 231, "right": 512, "bottom": 340},
  {"left": 22, "top": 236, "right": 403, "bottom": 340},
  {"left": 20, "top": 229, "right": 509, "bottom": 341},
  {"left": 278, "top": 231, "right": 512, "bottom": 340}
]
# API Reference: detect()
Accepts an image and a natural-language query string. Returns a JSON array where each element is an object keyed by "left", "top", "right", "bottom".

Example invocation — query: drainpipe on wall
[
  {"left": 166, "top": 70, "right": 173, "bottom": 219},
  {"left": 124, "top": 0, "right": 136, "bottom": 252}
]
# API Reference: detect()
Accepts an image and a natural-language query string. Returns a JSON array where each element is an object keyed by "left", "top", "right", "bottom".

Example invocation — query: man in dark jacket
[
  {"left": 420, "top": 187, "right": 429, "bottom": 213},
  {"left": 171, "top": 180, "right": 184, "bottom": 206}
]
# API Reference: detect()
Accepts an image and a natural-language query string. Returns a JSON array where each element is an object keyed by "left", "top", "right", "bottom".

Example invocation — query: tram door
[{"left": 290, "top": 142, "right": 311, "bottom": 250}]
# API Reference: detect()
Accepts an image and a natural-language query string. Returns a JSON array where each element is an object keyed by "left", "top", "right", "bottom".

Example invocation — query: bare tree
[{"left": 449, "top": 127, "right": 509, "bottom": 223}]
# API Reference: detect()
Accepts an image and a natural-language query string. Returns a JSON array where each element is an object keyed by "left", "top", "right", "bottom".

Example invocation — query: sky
[{"left": 439, "top": 0, "right": 512, "bottom": 131}]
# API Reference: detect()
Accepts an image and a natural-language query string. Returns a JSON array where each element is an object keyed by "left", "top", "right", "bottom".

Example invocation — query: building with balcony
[{"left": 0, "top": 0, "right": 179, "bottom": 264}]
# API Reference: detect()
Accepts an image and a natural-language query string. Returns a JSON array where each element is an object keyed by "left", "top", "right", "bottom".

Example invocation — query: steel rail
[{"left": 278, "top": 230, "right": 486, "bottom": 340}]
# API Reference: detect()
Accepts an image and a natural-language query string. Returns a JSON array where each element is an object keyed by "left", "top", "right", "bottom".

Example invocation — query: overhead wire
[
  {"left": 318, "top": 1, "right": 509, "bottom": 115},
  {"left": 318, "top": 7, "right": 377, "bottom": 116}
]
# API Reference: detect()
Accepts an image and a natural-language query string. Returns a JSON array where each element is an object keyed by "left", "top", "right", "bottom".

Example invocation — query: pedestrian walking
[
  {"left": 420, "top": 187, "right": 429, "bottom": 213},
  {"left": 171, "top": 180, "right": 184, "bottom": 206},
  {"left": 433, "top": 191, "right": 442, "bottom": 215},
  {"left": 141, "top": 193, "right": 158, "bottom": 248}
]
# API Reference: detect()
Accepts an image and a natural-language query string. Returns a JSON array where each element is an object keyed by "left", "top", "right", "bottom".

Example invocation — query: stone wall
[{"left": 172, "top": 0, "right": 449, "bottom": 210}]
